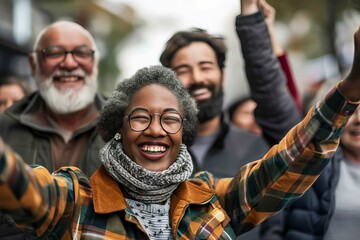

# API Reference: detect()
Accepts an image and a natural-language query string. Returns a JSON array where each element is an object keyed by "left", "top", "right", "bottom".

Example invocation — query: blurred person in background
[
  {"left": 0, "top": 20, "right": 105, "bottom": 176},
  {"left": 160, "top": 0, "right": 301, "bottom": 176},
  {"left": 0, "top": 74, "right": 29, "bottom": 112},
  {"left": 0, "top": 21, "right": 106, "bottom": 239},
  {"left": 226, "top": 96, "right": 263, "bottom": 136}
]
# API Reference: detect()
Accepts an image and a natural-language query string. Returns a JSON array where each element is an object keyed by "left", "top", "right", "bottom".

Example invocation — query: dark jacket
[
  {"left": 0, "top": 92, "right": 106, "bottom": 239},
  {"left": 0, "top": 92, "right": 106, "bottom": 175},
  {"left": 194, "top": 11, "right": 302, "bottom": 177},
  {"left": 192, "top": 118, "right": 270, "bottom": 178},
  {"left": 236, "top": 11, "right": 302, "bottom": 147},
  {"left": 192, "top": 11, "right": 302, "bottom": 240},
  {"left": 260, "top": 148, "right": 342, "bottom": 240}
]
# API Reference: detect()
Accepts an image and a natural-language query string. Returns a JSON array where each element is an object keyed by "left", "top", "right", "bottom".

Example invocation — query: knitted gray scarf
[{"left": 100, "top": 133, "right": 193, "bottom": 204}]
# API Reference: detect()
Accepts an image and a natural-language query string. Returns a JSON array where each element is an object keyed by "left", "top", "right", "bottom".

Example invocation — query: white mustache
[
  {"left": 52, "top": 69, "right": 86, "bottom": 78},
  {"left": 35, "top": 66, "right": 98, "bottom": 114}
]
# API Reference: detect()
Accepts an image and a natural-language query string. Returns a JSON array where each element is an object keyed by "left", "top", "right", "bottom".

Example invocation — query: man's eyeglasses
[
  {"left": 36, "top": 45, "right": 95, "bottom": 66},
  {"left": 125, "top": 110, "right": 183, "bottom": 134}
]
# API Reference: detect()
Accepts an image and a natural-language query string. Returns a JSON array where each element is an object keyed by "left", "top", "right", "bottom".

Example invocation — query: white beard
[{"left": 35, "top": 67, "right": 98, "bottom": 114}]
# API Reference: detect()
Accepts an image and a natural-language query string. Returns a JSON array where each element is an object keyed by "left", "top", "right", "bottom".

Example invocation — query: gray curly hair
[{"left": 97, "top": 65, "right": 199, "bottom": 146}]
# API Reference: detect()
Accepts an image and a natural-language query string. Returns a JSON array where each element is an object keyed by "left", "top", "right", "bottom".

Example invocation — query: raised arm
[
  {"left": 211, "top": 27, "right": 360, "bottom": 236},
  {"left": 258, "top": 0, "right": 283, "bottom": 56},
  {"left": 338, "top": 28, "right": 360, "bottom": 102},
  {"left": 259, "top": 0, "right": 302, "bottom": 111},
  {"left": 237, "top": 0, "right": 302, "bottom": 146}
]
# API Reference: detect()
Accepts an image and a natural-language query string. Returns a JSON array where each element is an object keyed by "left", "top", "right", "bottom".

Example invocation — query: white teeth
[
  {"left": 191, "top": 88, "right": 209, "bottom": 96},
  {"left": 140, "top": 145, "right": 166, "bottom": 153},
  {"left": 59, "top": 76, "right": 79, "bottom": 82}
]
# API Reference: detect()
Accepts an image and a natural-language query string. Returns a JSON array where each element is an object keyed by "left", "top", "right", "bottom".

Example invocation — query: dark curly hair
[
  {"left": 97, "top": 65, "right": 199, "bottom": 146},
  {"left": 160, "top": 28, "right": 227, "bottom": 70}
]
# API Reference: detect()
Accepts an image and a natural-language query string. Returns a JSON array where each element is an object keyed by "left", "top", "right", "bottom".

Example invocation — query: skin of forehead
[
  {"left": 172, "top": 41, "right": 217, "bottom": 66},
  {"left": 0, "top": 84, "right": 25, "bottom": 98},
  {"left": 36, "top": 21, "right": 95, "bottom": 49}
]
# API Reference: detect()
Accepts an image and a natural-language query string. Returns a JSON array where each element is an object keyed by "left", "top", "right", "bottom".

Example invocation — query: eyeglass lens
[
  {"left": 128, "top": 111, "right": 182, "bottom": 134},
  {"left": 40, "top": 45, "right": 94, "bottom": 66}
]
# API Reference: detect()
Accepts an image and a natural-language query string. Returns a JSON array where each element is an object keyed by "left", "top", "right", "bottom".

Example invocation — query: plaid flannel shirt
[{"left": 0, "top": 84, "right": 358, "bottom": 239}]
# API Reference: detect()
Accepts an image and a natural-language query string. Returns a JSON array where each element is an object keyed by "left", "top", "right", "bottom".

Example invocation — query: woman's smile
[{"left": 138, "top": 141, "right": 168, "bottom": 161}]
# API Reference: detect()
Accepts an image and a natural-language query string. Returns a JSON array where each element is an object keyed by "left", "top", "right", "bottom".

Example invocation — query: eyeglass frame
[
  {"left": 124, "top": 109, "right": 184, "bottom": 134},
  {"left": 34, "top": 45, "right": 95, "bottom": 66}
]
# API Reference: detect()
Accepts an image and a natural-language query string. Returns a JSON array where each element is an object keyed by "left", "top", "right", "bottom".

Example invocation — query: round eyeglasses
[
  {"left": 36, "top": 45, "right": 95, "bottom": 66},
  {"left": 125, "top": 110, "right": 183, "bottom": 134}
]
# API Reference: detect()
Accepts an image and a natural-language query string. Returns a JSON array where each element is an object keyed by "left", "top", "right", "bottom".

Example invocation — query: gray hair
[{"left": 97, "top": 65, "right": 198, "bottom": 146}]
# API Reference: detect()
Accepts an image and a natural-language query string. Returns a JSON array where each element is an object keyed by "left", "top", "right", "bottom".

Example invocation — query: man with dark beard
[
  {"left": 160, "top": 0, "right": 302, "bottom": 178},
  {"left": 0, "top": 21, "right": 106, "bottom": 239}
]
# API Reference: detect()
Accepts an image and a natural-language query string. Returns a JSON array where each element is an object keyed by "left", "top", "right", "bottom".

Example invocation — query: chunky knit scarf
[{"left": 100, "top": 133, "right": 193, "bottom": 204}]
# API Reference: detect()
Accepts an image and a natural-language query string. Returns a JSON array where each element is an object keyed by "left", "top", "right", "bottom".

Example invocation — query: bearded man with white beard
[{"left": 0, "top": 21, "right": 106, "bottom": 239}]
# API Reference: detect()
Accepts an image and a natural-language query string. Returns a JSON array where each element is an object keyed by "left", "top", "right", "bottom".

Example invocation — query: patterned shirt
[
  {"left": 126, "top": 198, "right": 172, "bottom": 239},
  {"left": 0, "top": 84, "right": 359, "bottom": 239}
]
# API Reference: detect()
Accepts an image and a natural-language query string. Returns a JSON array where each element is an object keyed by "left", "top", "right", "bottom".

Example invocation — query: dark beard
[{"left": 197, "top": 89, "right": 224, "bottom": 123}]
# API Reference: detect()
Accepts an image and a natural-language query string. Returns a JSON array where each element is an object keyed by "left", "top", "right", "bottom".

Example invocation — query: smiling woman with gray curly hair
[{"left": 97, "top": 65, "right": 198, "bottom": 146}]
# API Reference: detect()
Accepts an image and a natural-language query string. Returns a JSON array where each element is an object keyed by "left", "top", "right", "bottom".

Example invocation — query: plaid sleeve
[
  {"left": 213, "top": 83, "right": 359, "bottom": 235},
  {"left": 0, "top": 148, "right": 77, "bottom": 238}
]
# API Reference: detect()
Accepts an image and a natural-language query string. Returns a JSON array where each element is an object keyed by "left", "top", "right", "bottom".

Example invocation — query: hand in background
[
  {"left": 240, "top": 0, "right": 259, "bottom": 15},
  {"left": 259, "top": 0, "right": 284, "bottom": 55}
]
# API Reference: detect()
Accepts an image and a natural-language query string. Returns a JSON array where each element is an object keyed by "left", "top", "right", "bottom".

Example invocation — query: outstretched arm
[
  {"left": 237, "top": 0, "right": 302, "bottom": 146},
  {"left": 213, "top": 27, "right": 360, "bottom": 236},
  {"left": 0, "top": 138, "right": 77, "bottom": 238}
]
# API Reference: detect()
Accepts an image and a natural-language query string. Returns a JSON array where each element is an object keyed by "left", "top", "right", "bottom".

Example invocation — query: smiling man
[
  {"left": 0, "top": 21, "right": 106, "bottom": 239},
  {"left": 0, "top": 21, "right": 105, "bottom": 175},
  {"left": 159, "top": 0, "right": 301, "bottom": 179}
]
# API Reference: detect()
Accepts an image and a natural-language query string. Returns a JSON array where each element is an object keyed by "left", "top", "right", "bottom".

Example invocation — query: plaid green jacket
[{"left": 0, "top": 84, "right": 358, "bottom": 239}]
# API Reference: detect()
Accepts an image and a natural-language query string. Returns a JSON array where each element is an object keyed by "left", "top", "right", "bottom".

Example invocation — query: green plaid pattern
[{"left": 0, "top": 85, "right": 358, "bottom": 239}]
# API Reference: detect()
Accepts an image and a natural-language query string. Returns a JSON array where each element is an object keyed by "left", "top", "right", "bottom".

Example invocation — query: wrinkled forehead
[{"left": 35, "top": 22, "right": 95, "bottom": 50}]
